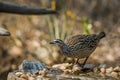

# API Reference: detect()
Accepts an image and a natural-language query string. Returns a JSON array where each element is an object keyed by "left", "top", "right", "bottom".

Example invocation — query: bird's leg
[
  {"left": 81, "top": 56, "right": 89, "bottom": 67},
  {"left": 74, "top": 58, "right": 79, "bottom": 65}
]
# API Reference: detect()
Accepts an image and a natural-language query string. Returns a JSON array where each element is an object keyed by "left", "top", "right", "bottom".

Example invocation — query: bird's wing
[
  {"left": 65, "top": 34, "right": 97, "bottom": 50},
  {"left": 66, "top": 34, "right": 88, "bottom": 46}
]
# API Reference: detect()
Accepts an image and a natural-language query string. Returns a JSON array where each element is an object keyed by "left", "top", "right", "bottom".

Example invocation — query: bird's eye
[{"left": 55, "top": 41, "right": 60, "bottom": 43}]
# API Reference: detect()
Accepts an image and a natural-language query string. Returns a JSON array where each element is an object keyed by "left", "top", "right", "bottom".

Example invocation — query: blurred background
[{"left": 0, "top": 0, "right": 120, "bottom": 79}]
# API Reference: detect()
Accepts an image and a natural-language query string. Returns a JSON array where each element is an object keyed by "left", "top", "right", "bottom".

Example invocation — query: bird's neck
[{"left": 59, "top": 43, "right": 69, "bottom": 53}]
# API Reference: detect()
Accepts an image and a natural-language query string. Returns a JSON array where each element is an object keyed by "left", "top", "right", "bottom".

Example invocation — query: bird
[{"left": 50, "top": 32, "right": 106, "bottom": 67}]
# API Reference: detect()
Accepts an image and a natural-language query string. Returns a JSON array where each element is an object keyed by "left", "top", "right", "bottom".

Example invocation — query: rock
[
  {"left": 110, "top": 72, "right": 118, "bottom": 78},
  {"left": 28, "top": 77, "right": 35, "bottom": 80},
  {"left": 118, "top": 72, "right": 120, "bottom": 76},
  {"left": 52, "top": 63, "right": 72, "bottom": 70},
  {"left": 48, "top": 68, "right": 63, "bottom": 75},
  {"left": 19, "top": 60, "right": 47, "bottom": 74},
  {"left": 98, "top": 64, "right": 106, "bottom": 69},
  {"left": 106, "top": 67, "right": 113, "bottom": 74},
  {"left": 20, "top": 74, "right": 28, "bottom": 79},
  {"left": 100, "top": 67, "right": 106, "bottom": 74},
  {"left": 63, "top": 69, "right": 72, "bottom": 74},
  {"left": 39, "top": 69, "right": 47, "bottom": 77},
  {"left": 72, "top": 64, "right": 82, "bottom": 75},
  {"left": 93, "top": 67, "right": 98, "bottom": 73},
  {"left": 31, "top": 75, "right": 37, "bottom": 78},
  {"left": 113, "top": 66, "right": 120, "bottom": 72},
  {"left": 83, "top": 64, "right": 95, "bottom": 70},
  {"left": 15, "top": 72, "right": 23, "bottom": 77}
]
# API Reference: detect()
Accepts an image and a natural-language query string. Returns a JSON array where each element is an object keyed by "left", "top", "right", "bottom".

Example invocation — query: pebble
[
  {"left": 83, "top": 64, "right": 95, "bottom": 69},
  {"left": 100, "top": 67, "right": 106, "bottom": 74},
  {"left": 72, "top": 64, "right": 82, "bottom": 71},
  {"left": 98, "top": 64, "right": 106, "bottom": 69},
  {"left": 48, "top": 68, "right": 63, "bottom": 75},
  {"left": 20, "top": 74, "right": 28, "bottom": 79},
  {"left": 110, "top": 72, "right": 118, "bottom": 78},
  {"left": 118, "top": 72, "right": 120, "bottom": 76},
  {"left": 113, "top": 66, "right": 120, "bottom": 72},
  {"left": 93, "top": 67, "right": 98, "bottom": 73},
  {"left": 64, "top": 69, "right": 72, "bottom": 74},
  {"left": 106, "top": 67, "right": 113, "bottom": 73},
  {"left": 52, "top": 63, "right": 72, "bottom": 70},
  {"left": 72, "top": 64, "right": 82, "bottom": 75},
  {"left": 39, "top": 69, "right": 47, "bottom": 77},
  {"left": 31, "top": 75, "right": 37, "bottom": 78},
  {"left": 28, "top": 77, "right": 36, "bottom": 80},
  {"left": 15, "top": 72, "right": 23, "bottom": 77}
]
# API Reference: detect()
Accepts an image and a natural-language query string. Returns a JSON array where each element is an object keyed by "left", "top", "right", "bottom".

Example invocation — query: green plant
[
  {"left": 81, "top": 16, "right": 92, "bottom": 34},
  {"left": 46, "top": 1, "right": 92, "bottom": 40},
  {"left": 46, "top": 10, "right": 77, "bottom": 41}
]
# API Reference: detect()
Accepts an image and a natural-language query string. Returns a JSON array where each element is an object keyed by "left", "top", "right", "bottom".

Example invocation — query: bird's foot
[
  {"left": 73, "top": 62, "right": 85, "bottom": 68},
  {"left": 73, "top": 62, "right": 80, "bottom": 66},
  {"left": 80, "top": 63, "right": 85, "bottom": 68}
]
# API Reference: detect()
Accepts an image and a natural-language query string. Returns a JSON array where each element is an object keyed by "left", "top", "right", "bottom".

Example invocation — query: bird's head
[{"left": 50, "top": 39, "right": 65, "bottom": 47}]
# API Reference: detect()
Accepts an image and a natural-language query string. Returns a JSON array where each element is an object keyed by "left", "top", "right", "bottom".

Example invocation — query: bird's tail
[{"left": 96, "top": 32, "right": 106, "bottom": 39}]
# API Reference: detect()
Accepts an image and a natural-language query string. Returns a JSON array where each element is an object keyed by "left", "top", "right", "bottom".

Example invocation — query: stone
[
  {"left": 110, "top": 72, "right": 118, "bottom": 78},
  {"left": 19, "top": 60, "right": 47, "bottom": 74},
  {"left": 113, "top": 66, "right": 120, "bottom": 72},
  {"left": 106, "top": 67, "right": 113, "bottom": 74},
  {"left": 20, "top": 74, "right": 28, "bottom": 79},
  {"left": 15, "top": 72, "right": 23, "bottom": 77},
  {"left": 100, "top": 67, "right": 106, "bottom": 74}
]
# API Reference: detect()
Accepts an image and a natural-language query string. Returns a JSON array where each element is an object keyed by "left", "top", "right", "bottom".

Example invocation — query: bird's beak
[{"left": 49, "top": 41, "right": 55, "bottom": 44}]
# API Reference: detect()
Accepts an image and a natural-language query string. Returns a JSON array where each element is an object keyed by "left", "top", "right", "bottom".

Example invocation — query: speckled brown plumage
[{"left": 50, "top": 32, "right": 106, "bottom": 67}]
